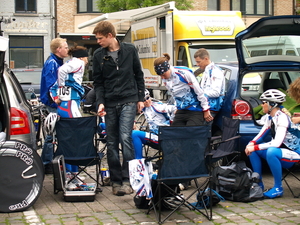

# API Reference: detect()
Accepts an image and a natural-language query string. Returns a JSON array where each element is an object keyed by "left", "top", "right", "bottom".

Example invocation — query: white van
[{"left": 243, "top": 36, "right": 300, "bottom": 57}]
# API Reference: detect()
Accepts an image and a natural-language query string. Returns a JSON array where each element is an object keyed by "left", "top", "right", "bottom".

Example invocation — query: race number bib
[{"left": 58, "top": 86, "right": 72, "bottom": 101}]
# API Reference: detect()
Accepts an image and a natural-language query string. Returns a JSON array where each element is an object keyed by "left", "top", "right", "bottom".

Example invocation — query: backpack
[{"left": 212, "top": 161, "right": 264, "bottom": 202}]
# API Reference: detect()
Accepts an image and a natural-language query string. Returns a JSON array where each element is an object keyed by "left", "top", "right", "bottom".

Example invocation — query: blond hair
[
  {"left": 288, "top": 77, "right": 300, "bottom": 103},
  {"left": 50, "top": 38, "right": 67, "bottom": 54}
]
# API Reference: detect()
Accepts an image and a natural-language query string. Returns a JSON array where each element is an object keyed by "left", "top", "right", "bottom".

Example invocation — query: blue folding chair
[
  {"left": 54, "top": 116, "right": 103, "bottom": 193},
  {"left": 147, "top": 125, "right": 212, "bottom": 224}
]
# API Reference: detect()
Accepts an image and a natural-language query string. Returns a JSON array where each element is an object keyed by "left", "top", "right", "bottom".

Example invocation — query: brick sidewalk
[
  {"left": 1, "top": 160, "right": 300, "bottom": 225},
  {"left": 1, "top": 130, "right": 300, "bottom": 224}
]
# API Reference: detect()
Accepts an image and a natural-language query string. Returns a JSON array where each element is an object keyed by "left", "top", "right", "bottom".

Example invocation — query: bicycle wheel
[{"left": 135, "top": 113, "right": 149, "bottom": 131}]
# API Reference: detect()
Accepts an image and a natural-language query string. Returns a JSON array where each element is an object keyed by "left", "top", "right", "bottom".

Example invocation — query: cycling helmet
[
  {"left": 144, "top": 89, "right": 151, "bottom": 101},
  {"left": 260, "top": 89, "right": 286, "bottom": 103},
  {"left": 44, "top": 112, "right": 58, "bottom": 135}
]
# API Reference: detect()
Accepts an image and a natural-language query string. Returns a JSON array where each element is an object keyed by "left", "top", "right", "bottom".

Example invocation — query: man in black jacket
[{"left": 92, "top": 21, "right": 145, "bottom": 196}]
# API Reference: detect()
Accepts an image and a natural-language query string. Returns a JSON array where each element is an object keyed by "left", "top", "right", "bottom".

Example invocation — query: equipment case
[{"left": 52, "top": 155, "right": 96, "bottom": 202}]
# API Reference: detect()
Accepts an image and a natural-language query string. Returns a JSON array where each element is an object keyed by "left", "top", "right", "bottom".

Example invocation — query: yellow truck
[
  {"left": 78, "top": 2, "right": 246, "bottom": 98},
  {"left": 127, "top": 6, "right": 245, "bottom": 98}
]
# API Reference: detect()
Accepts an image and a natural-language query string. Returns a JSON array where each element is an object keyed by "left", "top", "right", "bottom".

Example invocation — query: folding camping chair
[
  {"left": 209, "top": 116, "right": 241, "bottom": 169},
  {"left": 282, "top": 160, "right": 300, "bottom": 198},
  {"left": 147, "top": 125, "right": 213, "bottom": 224},
  {"left": 54, "top": 116, "right": 102, "bottom": 192}
]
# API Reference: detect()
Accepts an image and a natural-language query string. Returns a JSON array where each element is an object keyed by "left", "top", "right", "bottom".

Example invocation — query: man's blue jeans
[{"left": 105, "top": 102, "right": 136, "bottom": 186}]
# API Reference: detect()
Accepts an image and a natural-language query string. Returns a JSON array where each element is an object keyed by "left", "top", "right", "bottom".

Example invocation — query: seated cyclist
[
  {"left": 132, "top": 89, "right": 177, "bottom": 159},
  {"left": 245, "top": 89, "right": 300, "bottom": 199}
]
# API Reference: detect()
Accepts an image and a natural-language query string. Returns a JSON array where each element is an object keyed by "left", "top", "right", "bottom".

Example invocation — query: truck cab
[{"left": 129, "top": 9, "right": 246, "bottom": 99}]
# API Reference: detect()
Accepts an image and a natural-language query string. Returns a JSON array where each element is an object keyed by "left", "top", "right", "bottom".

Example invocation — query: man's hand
[
  {"left": 204, "top": 110, "right": 213, "bottom": 122},
  {"left": 97, "top": 104, "right": 106, "bottom": 117},
  {"left": 137, "top": 102, "right": 144, "bottom": 114}
]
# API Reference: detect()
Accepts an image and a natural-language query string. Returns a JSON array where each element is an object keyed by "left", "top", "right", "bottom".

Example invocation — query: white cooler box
[{"left": 52, "top": 155, "right": 96, "bottom": 202}]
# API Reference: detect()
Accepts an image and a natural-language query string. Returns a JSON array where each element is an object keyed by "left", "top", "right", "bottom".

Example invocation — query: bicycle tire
[{"left": 35, "top": 105, "right": 49, "bottom": 149}]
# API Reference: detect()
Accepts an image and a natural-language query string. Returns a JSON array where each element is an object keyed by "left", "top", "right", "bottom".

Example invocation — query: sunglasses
[
  {"left": 262, "top": 101, "right": 268, "bottom": 105},
  {"left": 144, "top": 96, "right": 151, "bottom": 101}
]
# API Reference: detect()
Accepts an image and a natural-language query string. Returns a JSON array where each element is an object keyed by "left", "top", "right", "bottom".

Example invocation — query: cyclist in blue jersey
[
  {"left": 132, "top": 89, "right": 177, "bottom": 159},
  {"left": 40, "top": 38, "right": 69, "bottom": 174},
  {"left": 245, "top": 89, "right": 300, "bottom": 199},
  {"left": 153, "top": 53, "right": 212, "bottom": 126}
]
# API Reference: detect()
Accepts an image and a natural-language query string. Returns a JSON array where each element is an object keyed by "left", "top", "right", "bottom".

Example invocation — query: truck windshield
[{"left": 190, "top": 45, "right": 238, "bottom": 66}]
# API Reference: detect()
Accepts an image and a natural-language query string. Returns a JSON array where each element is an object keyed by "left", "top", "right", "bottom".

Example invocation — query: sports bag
[{"left": 212, "top": 161, "right": 263, "bottom": 202}]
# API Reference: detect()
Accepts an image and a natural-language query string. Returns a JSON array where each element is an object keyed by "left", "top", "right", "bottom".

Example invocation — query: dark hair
[
  {"left": 154, "top": 53, "right": 171, "bottom": 66},
  {"left": 194, "top": 48, "right": 210, "bottom": 59},
  {"left": 68, "top": 45, "right": 88, "bottom": 58}
]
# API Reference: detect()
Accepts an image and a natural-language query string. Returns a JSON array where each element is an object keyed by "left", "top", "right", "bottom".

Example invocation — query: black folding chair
[
  {"left": 209, "top": 116, "right": 241, "bottom": 168},
  {"left": 282, "top": 161, "right": 300, "bottom": 198},
  {"left": 54, "top": 116, "right": 102, "bottom": 192},
  {"left": 147, "top": 125, "right": 212, "bottom": 224}
]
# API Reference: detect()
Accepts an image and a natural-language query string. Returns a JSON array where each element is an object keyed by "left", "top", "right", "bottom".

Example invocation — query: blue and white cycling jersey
[
  {"left": 251, "top": 110, "right": 300, "bottom": 153},
  {"left": 200, "top": 62, "right": 225, "bottom": 112},
  {"left": 143, "top": 101, "right": 176, "bottom": 135},
  {"left": 50, "top": 57, "right": 85, "bottom": 102},
  {"left": 162, "top": 66, "right": 209, "bottom": 112}
]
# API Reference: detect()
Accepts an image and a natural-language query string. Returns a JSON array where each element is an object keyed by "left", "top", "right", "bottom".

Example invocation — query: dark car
[
  {"left": 11, "top": 68, "right": 42, "bottom": 103},
  {"left": 212, "top": 15, "right": 300, "bottom": 158},
  {"left": 0, "top": 37, "right": 37, "bottom": 149}
]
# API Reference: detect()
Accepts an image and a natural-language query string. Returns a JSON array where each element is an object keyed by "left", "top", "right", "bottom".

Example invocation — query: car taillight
[
  {"left": 10, "top": 107, "right": 31, "bottom": 135},
  {"left": 231, "top": 99, "right": 252, "bottom": 120}
]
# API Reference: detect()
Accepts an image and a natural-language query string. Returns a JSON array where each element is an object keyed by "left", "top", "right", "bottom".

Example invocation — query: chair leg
[
  {"left": 282, "top": 169, "right": 300, "bottom": 198},
  {"left": 148, "top": 178, "right": 212, "bottom": 224}
]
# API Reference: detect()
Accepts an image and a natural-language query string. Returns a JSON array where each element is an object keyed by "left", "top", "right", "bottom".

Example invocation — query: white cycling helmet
[
  {"left": 260, "top": 89, "right": 286, "bottom": 103},
  {"left": 44, "top": 112, "right": 58, "bottom": 135},
  {"left": 144, "top": 89, "right": 151, "bottom": 101}
]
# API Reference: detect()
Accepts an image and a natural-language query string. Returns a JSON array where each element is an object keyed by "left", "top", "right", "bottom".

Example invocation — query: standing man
[
  {"left": 92, "top": 21, "right": 145, "bottom": 196},
  {"left": 40, "top": 38, "right": 69, "bottom": 174},
  {"left": 194, "top": 48, "right": 225, "bottom": 124}
]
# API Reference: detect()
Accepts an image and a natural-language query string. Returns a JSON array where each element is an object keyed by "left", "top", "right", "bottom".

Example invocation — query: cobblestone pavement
[{"left": 1, "top": 135, "right": 300, "bottom": 224}]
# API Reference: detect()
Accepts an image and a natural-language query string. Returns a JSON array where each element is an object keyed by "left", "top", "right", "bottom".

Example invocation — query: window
[
  {"left": 208, "top": 0, "right": 219, "bottom": 10},
  {"left": 15, "top": 0, "right": 36, "bottom": 13},
  {"left": 177, "top": 46, "right": 188, "bottom": 67},
  {"left": 9, "top": 36, "right": 43, "bottom": 69},
  {"left": 268, "top": 49, "right": 282, "bottom": 55},
  {"left": 78, "top": 0, "right": 100, "bottom": 13},
  {"left": 231, "top": 0, "right": 273, "bottom": 16},
  {"left": 251, "top": 50, "right": 267, "bottom": 57}
]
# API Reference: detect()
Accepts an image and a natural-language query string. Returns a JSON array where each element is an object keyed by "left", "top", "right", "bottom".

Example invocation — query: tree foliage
[{"left": 96, "top": 0, "right": 193, "bottom": 13}]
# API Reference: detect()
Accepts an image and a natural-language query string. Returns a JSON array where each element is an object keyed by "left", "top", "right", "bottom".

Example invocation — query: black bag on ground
[
  {"left": 212, "top": 161, "right": 263, "bottom": 202},
  {"left": 134, "top": 194, "right": 150, "bottom": 209}
]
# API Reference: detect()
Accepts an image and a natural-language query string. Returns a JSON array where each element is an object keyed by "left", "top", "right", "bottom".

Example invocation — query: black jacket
[{"left": 92, "top": 40, "right": 145, "bottom": 107}]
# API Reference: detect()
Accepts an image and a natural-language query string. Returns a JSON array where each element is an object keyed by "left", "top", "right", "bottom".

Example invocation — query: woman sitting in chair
[
  {"left": 132, "top": 89, "right": 176, "bottom": 159},
  {"left": 245, "top": 89, "right": 300, "bottom": 199}
]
